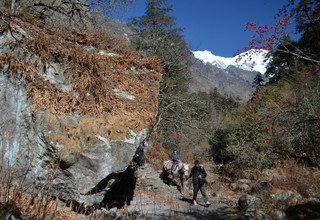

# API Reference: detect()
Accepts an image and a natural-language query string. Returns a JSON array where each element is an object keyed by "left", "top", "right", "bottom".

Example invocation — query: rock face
[
  {"left": 0, "top": 14, "right": 161, "bottom": 207},
  {"left": 271, "top": 191, "right": 302, "bottom": 209},
  {"left": 230, "top": 179, "right": 252, "bottom": 192}
]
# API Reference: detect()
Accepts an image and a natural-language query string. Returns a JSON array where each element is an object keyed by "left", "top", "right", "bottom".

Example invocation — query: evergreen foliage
[
  {"left": 130, "top": 0, "right": 190, "bottom": 77},
  {"left": 265, "top": 0, "right": 320, "bottom": 83},
  {"left": 264, "top": 37, "right": 298, "bottom": 83},
  {"left": 294, "top": 0, "right": 320, "bottom": 62},
  {"left": 130, "top": 0, "right": 191, "bottom": 148}
]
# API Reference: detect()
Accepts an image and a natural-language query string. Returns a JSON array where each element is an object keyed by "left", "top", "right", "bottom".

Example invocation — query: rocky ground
[
  {"left": 119, "top": 161, "right": 320, "bottom": 220},
  {"left": 126, "top": 163, "right": 239, "bottom": 220},
  {"left": 3, "top": 160, "right": 319, "bottom": 220}
]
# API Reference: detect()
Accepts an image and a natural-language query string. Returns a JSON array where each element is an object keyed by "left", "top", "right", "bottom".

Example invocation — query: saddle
[
  {"left": 164, "top": 160, "right": 183, "bottom": 173},
  {"left": 164, "top": 160, "right": 172, "bottom": 171}
]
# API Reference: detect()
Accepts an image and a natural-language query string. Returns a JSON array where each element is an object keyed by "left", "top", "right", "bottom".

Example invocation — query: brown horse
[{"left": 162, "top": 160, "right": 190, "bottom": 194}]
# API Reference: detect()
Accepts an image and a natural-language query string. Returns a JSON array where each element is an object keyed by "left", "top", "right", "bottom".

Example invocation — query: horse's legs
[
  {"left": 180, "top": 176, "right": 184, "bottom": 189},
  {"left": 160, "top": 168, "right": 169, "bottom": 180},
  {"left": 179, "top": 175, "right": 185, "bottom": 195}
]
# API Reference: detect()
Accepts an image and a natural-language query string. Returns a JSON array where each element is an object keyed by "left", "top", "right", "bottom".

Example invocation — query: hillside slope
[{"left": 0, "top": 12, "right": 161, "bottom": 210}]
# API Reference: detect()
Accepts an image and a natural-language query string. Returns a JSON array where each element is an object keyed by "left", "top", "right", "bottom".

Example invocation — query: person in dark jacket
[
  {"left": 189, "top": 160, "right": 210, "bottom": 206},
  {"left": 136, "top": 138, "right": 147, "bottom": 166}
]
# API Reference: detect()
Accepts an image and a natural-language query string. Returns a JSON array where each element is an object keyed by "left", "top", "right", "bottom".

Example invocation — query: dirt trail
[{"left": 128, "top": 163, "right": 238, "bottom": 219}]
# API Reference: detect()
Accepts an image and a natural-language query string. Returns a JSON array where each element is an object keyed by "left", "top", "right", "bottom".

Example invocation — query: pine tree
[
  {"left": 294, "top": 0, "right": 320, "bottom": 62},
  {"left": 264, "top": 36, "right": 298, "bottom": 83},
  {"left": 130, "top": 0, "right": 191, "bottom": 148},
  {"left": 130, "top": 0, "right": 190, "bottom": 77},
  {"left": 253, "top": 73, "right": 265, "bottom": 89},
  {"left": 265, "top": 0, "right": 320, "bottom": 83}
]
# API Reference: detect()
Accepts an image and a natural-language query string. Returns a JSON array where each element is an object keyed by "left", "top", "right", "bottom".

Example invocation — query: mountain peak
[{"left": 192, "top": 49, "right": 269, "bottom": 74}]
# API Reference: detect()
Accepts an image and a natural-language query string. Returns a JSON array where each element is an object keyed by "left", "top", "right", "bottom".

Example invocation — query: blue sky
[{"left": 114, "top": 0, "right": 296, "bottom": 57}]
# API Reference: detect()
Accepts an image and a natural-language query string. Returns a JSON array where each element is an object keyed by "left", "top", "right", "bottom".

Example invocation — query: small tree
[
  {"left": 253, "top": 73, "right": 265, "bottom": 89},
  {"left": 241, "top": 0, "right": 320, "bottom": 75}
]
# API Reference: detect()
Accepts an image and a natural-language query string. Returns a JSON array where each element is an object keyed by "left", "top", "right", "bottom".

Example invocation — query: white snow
[{"left": 193, "top": 49, "right": 270, "bottom": 74}]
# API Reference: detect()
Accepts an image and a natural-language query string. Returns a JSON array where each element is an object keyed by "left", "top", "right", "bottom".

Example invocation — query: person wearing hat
[{"left": 189, "top": 160, "right": 210, "bottom": 207}]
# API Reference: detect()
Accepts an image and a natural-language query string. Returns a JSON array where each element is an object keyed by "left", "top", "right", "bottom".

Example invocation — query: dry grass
[
  {"left": 0, "top": 184, "right": 96, "bottom": 220},
  {"left": 262, "top": 160, "right": 320, "bottom": 199},
  {"left": 0, "top": 12, "right": 162, "bottom": 142},
  {"left": 0, "top": 10, "right": 161, "bottom": 141},
  {"left": 40, "top": 107, "right": 157, "bottom": 156},
  {"left": 0, "top": 133, "right": 95, "bottom": 220},
  {"left": 145, "top": 143, "right": 169, "bottom": 170}
]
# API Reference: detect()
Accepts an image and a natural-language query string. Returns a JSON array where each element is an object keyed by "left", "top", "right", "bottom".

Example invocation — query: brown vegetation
[
  {"left": 0, "top": 148, "right": 90, "bottom": 219},
  {"left": 145, "top": 142, "right": 169, "bottom": 170},
  {"left": 264, "top": 159, "right": 320, "bottom": 199},
  {"left": 0, "top": 11, "right": 163, "bottom": 143}
]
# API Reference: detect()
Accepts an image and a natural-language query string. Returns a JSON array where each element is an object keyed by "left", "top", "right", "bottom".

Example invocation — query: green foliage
[
  {"left": 0, "top": 0, "right": 11, "bottom": 8},
  {"left": 264, "top": 0, "right": 320, "bottom": 84},
  {"left": 211, "top": 94, "right": 274, "bottom": 167},
  {"left": 242, "top": 1, "right": 320, "bottom": 167},
  {"left": 253, "top": 73, "right": 265, "bottom": 89},
  {"left": 293, "top": 0, "right": 320, "bottom": 62},
  {"left": 209, "top": 128, "right": 233, "bottom": 163},
  {"left": 157, "top": 88, "right": 239, "bottom": 153},
  {"left": 225, "top": 0, "right": 320, "bottom": 166},
  {"left": 227, "top": 106, "right": 273, "bottom": 166},
  {"left": 130, "top": 0, "right": 192, "bottom": 150},
  {"left": 265, "top": 37, "right": 299, "bottom": 83},
  {"left": 263, "top": 85, "right": 282, "bottom": 102},
  {"left": 212, "top": 65, "right": 320, "bottom": 167},
  {"left": 294, "top": 0, "right": 320, "bottom": 34},
  {"left": 130, "top": 0, "right": 190, "bottom": 78}
]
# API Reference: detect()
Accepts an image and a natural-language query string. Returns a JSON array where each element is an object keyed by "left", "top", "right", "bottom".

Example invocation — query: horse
[{"left": 161, "top": 160, "right": 190, "bottom": 194}]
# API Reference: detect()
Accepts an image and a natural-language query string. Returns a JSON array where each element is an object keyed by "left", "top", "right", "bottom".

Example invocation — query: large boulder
[
  {"left": 0, "top": 69, "right": 147, "bottom": 205},
  {"left": 0, "top": 15, "right": 160, "bottom": 207},
  {"left": 271, "top": 191, "right": 302, "bottom": 209},
  {"left": 238, "top": 194, "right": 262, "bottom": 212},
  {"left": 230, "top": 179, "right": 252, "bottom": 192}
]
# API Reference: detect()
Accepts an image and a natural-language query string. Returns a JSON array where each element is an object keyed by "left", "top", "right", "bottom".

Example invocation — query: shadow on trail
[
  {"left": 178, "top": 197, "right": 238, "bottom": 219},
  {"left": 285, "top": 202, "right": 320, "bottom": 220},
  {"left": 172, "top": 205, "right": 238, "bottom": 220},
  {"left": 179, "top": 197, "right": 209, "bottom": 207},
  {"left": 159, "top": 171, "right": 184, "bottom": 194},
  {"left": 179, "top": 197, "right": 193, "bottom": 204}
]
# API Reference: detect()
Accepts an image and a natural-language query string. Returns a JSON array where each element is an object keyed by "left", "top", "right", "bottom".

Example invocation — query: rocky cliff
[{"left": 0, "top": 12, "right": 161, "bottom": 208}]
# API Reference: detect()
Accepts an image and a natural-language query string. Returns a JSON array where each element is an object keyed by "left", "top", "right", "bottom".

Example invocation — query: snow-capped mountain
[
  {"left": 189, "top": 49, "right": 270, "bottom": 100},
  {"left": 193, "top": 49, "right": 269, "bottom": 74}
]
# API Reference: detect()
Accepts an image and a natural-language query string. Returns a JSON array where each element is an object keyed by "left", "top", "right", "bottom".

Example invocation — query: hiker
[
  {"left": 136, "top": 138, "right": 147, "bottom": 166},
  {"left": 189, "top": 160, "right": 210, "bottom": 207},
  {"left": 171, "top": 150, "right": 180, "bottom": 173}
]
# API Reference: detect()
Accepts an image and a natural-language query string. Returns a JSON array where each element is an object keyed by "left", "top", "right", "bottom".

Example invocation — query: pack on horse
[{"left": 161, "top": 160, "right": 190, "bottom": 194}]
